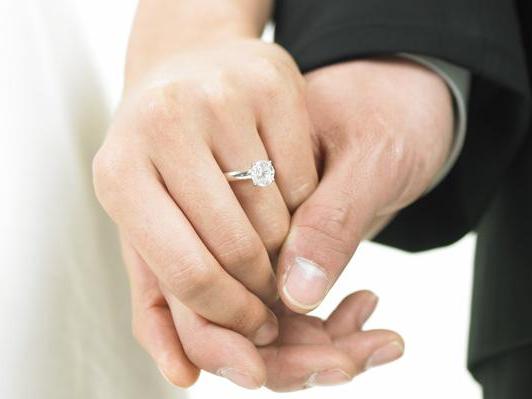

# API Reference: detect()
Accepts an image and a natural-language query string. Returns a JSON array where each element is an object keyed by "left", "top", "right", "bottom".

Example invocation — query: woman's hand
[
  {"left": 93, "top": 38, "right": 319, "bottom": 384},
  {"left": 93, "top": 0, "right": 323, "bottom": 388}
]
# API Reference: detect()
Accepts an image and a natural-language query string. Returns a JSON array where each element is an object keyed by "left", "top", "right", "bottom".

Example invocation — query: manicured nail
[
  {"left": 283, "top": 257, "right": 329, "bottom": 309},
  {"left": 366, "top": 341, "right": 404, "bottom": 369},
  {"left": 305, "top": 369, "right": 351, "bottom": 387},
  {"left": 253, "top": 317, "right": 278, "bottom": 346},
  {"left": 216, "top": 367, "right": 262, "bottom": 389},
  {"left": 158, "top": 366, "right": 176, "bottom": 387}
]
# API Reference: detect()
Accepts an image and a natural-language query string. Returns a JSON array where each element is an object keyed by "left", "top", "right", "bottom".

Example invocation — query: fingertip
[
  {"left": 354, "top": 290, "right": 379, "bottom": 326},
  {"left": 262, "top": 272, "right": 281, "bottom": 307},
  {"left": 365, "top": 338, "right": 405, "bottom": 370},
  {"left": 371, "top": 329, "right": 405, "bottom": 351},
  {"left": 252, "top": 313, "right": 279, "bottom": 346},
  {"left": 332, "top": 329, "right": 404, "bottom": 376},
  {"left": 216, "top": 367, "right": 265, "bottom": 390},
  {"left": 339, "top": 289, "right": 379, "bottom": 306},
  {"left": 158, "top": 364, "right": 200, "bottom": 388},
  {"left": 324, "top": 290, "right": 380, "bottom": 338},
  {"left": 359, "top": 289, "right": 379, "bottom": 302},
  {"left": 167, "top": 301, "right": 268, "bottom": 390}
]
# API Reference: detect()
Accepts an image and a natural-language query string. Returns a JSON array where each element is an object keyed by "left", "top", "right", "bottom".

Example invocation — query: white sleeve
[{"left": 399, "top": 53, "right": 471, "bottom": 193}]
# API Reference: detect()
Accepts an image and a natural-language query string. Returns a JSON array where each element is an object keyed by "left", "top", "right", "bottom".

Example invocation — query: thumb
[{"left": 277, "top": 158, "right": 379, "bottom": 313}]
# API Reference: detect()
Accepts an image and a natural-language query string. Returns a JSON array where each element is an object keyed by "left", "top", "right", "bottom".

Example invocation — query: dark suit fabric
[{"left": 274, "top": 1, "right": 532, "bottom": 396}]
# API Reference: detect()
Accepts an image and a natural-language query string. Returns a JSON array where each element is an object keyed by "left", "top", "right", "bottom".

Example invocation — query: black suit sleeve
[{"left": 274, "top": 0, "right": 532, "bottom": 396}]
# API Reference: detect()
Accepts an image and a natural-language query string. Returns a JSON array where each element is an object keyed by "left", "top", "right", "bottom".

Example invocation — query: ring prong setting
[{"left": 250, "top": 160, "right": 275, "bottom": 187}]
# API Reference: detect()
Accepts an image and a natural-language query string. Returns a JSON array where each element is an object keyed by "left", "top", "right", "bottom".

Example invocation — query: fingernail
[
  {"left": 358, "top": 292, "right": 379, "bottom": 326},
  {"left": 216, "top": 367, "right": 262, "bottom": 389},
  {"left": 283, "top": 257, "right": 329, "bottom": 310},
  {"left": 366, "top": 341, "right": 404, "bottom": 370},
  {"left": 305, "top": 369, "right": 351, "bottom": 387},
  {"left": 253, "top": 317, "right": 278, "bottom": 346},
  {"left": 158, "top": 366, "right": 176, "bottom": 387}
]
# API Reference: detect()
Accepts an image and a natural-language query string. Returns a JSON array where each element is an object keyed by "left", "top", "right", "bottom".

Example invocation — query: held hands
[{"left": 93, "top": 39, "right": 453, "bottom": 391}]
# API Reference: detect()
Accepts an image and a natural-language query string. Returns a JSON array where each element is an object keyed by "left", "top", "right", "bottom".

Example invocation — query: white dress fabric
[{"left": 0, "top": 1, "right": 184, "bottom": 398}]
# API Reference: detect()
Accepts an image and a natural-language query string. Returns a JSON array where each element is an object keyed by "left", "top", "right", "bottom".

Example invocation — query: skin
[
  {"left": 277, "top": 58, "right": 454, "bottom": 314},
  {"left": 93, "top": 0, "right": 453, "bottom": 392}
]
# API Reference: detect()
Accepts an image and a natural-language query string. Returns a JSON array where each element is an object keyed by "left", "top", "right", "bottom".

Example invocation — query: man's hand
[
  {"left": 124, "top": 235, "right": 403, "bottom": 391},
  {"left": 276, "top": 57, "right": 454, "bottom": 312}
]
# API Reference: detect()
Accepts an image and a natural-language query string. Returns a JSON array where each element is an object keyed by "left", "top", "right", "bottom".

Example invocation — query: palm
[
  {"left": 123, "top": 218, "right": 403, "bottom": 392},
  {"left": 258, "top": 292, "right": 401, "bottom": 391}
]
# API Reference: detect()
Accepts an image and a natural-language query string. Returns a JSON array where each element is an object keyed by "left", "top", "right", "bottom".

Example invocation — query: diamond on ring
[
  {"left": 223, "top": 160, "right": 275, "bottom": 187},
  {"left": 250, "top": 160, "right": 275, "bottom": 187}
]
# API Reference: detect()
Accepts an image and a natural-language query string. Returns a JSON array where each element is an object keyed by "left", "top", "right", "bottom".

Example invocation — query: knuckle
[
  {"left": 252, "top": 59, "right": 306, "bottom": 116},
  {"left": 340, "top": 102, "right": 423, "bottom": 207},
  {"left": 165, "top": 254, "right": 214, "bottom": 301},
  {"left": 383, "top": 134, "right": 410, "bottom": 171},
  {"left": 358, "top": 103, "right": 433, "bottom": 206},
  {"left": 214, "top": 226, "right": 264, "bottom": 272},
  {"left": 370, "top": 127, "right": 421, "bottom": 204},
  {"left": 298, "top": 222, "right": 355, "bottom": 262},
  {"left": 137, "top": 87, "right": 183, "bottom": 145},
  {"left": 230, "top": 302, "right": 264, "bottom": 335},
  {"left": 200, "top": 82, "right": 238, "bottom": 118},
  {"left": 297, "top": 201, "right": 358, "bottom": 256},
  {"left": 92, "top": 146, "right": 129, "bottom": 209},
  {"left": 358, "top": 103, "right": 409, "bottom": 171},
  {"left": 261, "top": 215, "right": 290, "bottom": 255},
  {"left": 388, "top": 146, "right": 426, "bottom": 207},
  {"left": 287, "top": 176, "right": 318, "bottom": 211},
  {"left": 139, "top": 87, "right": 178, "bottom": 125},
  {"left": 254, "top": 60, "right": 285, "bottom": 98},
  {"left": 230, "top": 306, "right": 253, "bottom": 333}
]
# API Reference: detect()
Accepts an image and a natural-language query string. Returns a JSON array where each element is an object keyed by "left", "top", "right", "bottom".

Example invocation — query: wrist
[{"left": 125, "top": 0, "right": 272, "bottom": 88}]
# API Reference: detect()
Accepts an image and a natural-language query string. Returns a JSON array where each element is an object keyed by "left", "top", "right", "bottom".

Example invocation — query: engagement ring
[{"left": 224, "top": 160, "right": 275, "bottom": 187}]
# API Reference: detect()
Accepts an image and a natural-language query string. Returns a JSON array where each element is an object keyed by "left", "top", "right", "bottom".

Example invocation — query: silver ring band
[{"left": 224, "top": 160, "right": 275, "bottom": 187}]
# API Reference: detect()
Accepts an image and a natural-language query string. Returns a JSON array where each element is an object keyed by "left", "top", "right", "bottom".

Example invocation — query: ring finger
[
  {"left": 151, "top": 112, "right": 277, "bottom": 303},
  {"left": 210, "top": 104, "right": 291, "bottom": 258}
]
